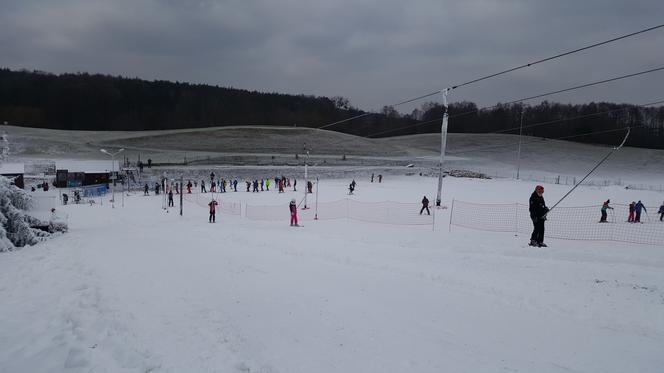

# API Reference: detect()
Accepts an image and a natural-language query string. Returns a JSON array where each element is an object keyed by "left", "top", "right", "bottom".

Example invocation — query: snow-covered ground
[{"left": 1, "top": 174, "right": 663, "bottom": 372}]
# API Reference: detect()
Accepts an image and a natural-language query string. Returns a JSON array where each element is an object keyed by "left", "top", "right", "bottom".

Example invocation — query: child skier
[
  {"left": 208, "top": 199, "right": 218, "bottom": 223},
  {"left": 289, "top": 199, "right": 299, "bottom": 226},
  {"left": 628, "top": 201, "right": 635, "bottom": 222},
  {"left": 599, "top": 199, "right": 613, "bottom": 222}
]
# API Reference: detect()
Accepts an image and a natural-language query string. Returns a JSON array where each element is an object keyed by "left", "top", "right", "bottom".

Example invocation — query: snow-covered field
[{"left": 1, "top": 174, "right": 663, "bottom": 372}]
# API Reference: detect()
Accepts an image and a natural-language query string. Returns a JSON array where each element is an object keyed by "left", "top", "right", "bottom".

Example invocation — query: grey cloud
[{"left": 1, "top": 0, "right": 662, "bottom": 112}]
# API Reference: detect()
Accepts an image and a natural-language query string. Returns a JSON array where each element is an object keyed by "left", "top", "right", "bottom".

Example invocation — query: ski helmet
[{"left": 535, "top": 185, "right": 544, "bottom": 192}]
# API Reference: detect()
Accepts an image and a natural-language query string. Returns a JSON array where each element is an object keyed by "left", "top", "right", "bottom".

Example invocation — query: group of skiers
[
  {"left": 626, "top": 200, "right": 648, "bottom": 223},
  {"left": 143, "top": 173, "right": 311, "bottom": 197},
  {"left": 600, "top": 199, "right": 661, "bottom": 223},
  {"left": 198, "top": 174, "right": 307, "bottom": 194}
]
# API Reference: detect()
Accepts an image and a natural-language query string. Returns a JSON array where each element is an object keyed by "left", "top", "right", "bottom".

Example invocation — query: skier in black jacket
[
  {"left": 420, "top": 196, "right": 430, "bottom": 215},
  {"left": 529, "top": 185, "right": 549, "bottom": 247}
]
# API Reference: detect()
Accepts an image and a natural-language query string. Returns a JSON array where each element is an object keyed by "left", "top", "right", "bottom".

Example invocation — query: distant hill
[{"left": 1, "top": 68, "right": 663, "bottom": 148}]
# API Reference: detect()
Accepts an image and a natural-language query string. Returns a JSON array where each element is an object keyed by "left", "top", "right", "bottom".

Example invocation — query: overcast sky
[{"left": 2, "top": 0, "right": 663, "bottom": 113}]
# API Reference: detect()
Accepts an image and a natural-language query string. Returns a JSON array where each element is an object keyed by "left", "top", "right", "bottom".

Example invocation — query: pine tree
[{"left": 0, "top": 176, "right": 67, "bottom": 252}]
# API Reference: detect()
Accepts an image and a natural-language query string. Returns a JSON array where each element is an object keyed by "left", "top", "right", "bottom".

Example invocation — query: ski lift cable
[
  {"left": 365, "top": 66, "right": 664, "bottom": 138},
  {"left": 448, "top": 23, "right": 664, "bottom": 91},
  {"left": 448, "top": 124, "right": 646, "bottom": 156},
  {"left": 545, "top": 127, "right": 631, "bottom": 216},
  {"left": 316, "top": 24, "right": 664, "bottom": 131},
  {"left": 443, "top": 99, "right": 663, "bottom": 155},
  {"left": 491, "top": 99, "right": 664, "bottom": 134}
]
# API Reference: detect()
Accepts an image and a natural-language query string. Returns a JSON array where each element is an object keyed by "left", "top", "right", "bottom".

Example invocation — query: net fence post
[
  {"left": 432, "top": 204, "right": 436, "bottom": 231},
  {"left": 448, "top": 198, "right": 455, "bottom": 233},
  {"left": 514, "top": 202, "right": 519, "bottom": 236}
]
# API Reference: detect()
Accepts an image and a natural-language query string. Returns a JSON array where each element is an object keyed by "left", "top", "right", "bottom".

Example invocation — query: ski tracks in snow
[{"left": 0, "top": 235, "right": 160, "bottom": 372}]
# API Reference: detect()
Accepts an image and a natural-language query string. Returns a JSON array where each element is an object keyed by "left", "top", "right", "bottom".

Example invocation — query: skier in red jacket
[
  {"left": 208, "top": 199, "right": 219, "bottom": 223},
  {"left": 289, "top": 199, "right": 299, "bottom": 226}
]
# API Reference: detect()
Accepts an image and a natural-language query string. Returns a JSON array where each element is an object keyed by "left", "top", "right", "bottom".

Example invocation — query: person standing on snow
[
  {"left": 529, "top": 185, "right": 549, "bottom": 247},
  {"left": 293, "top": 179, "right": 297, "bottom": 192},
  {"left": 208, "top": 199, "right": 218, "bottom": 223},
  {"left": 658, "top": 202, "right": 664, "bottom": 221},
  {"left": 420, "top": 196, "right": 430, "bottom": 215},
  {"left": 201, "top": 180, "right": 206, "bottom": 193},
  {"left": 168, "top": 189, "right": 174, "bottom": 207},
  {"left": 289, "top": 199, "right": 299, "bottom": 226},
  {"left": 265, "top": 178, "right": 270, "bottom": 191},
  {"left": 634, "top": 200, "right": 647, "bottom": 223},
  {"left": 187, "top": 180, "right": 192, "bottom": 194},
  {"left": 600, "top": 199, "right": 613, "bottom": 222},
  {"left": 144, "top": 183, "right": 149, "bottom": 196}
]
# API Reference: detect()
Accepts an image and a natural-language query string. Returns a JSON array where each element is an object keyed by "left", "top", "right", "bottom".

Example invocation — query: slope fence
[
  {"left": 184, "top": 192, "right": 242, "bottom": 216},
  {"left": 246, "top": 199, "right": 433, "bottom": 225},
  {"left": 451, "top": 168, "right": 664, "bottom": 192},
  {"left": 450, "top": 200, "right": 663, "bottom": 246},
  {"left": 183, "top": 192, "right": 433, "bottom": 226}
]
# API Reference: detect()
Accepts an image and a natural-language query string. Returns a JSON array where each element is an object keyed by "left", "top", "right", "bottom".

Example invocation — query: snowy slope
[
  {"left": 4, "top": 125, "right": 664, "bottom": 186},
  {"left": 1, "top": 176, "right": 663, "bottom": 372}
]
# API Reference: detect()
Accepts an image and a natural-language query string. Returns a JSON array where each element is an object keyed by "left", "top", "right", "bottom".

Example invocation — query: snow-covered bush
[{"left": 0, "top": 176, "right": 67, "bottom": 252}]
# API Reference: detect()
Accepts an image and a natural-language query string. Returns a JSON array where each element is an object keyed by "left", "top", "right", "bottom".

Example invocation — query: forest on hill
[{"left": 1, "top": 68, "right": 663, "bottom": 148}]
